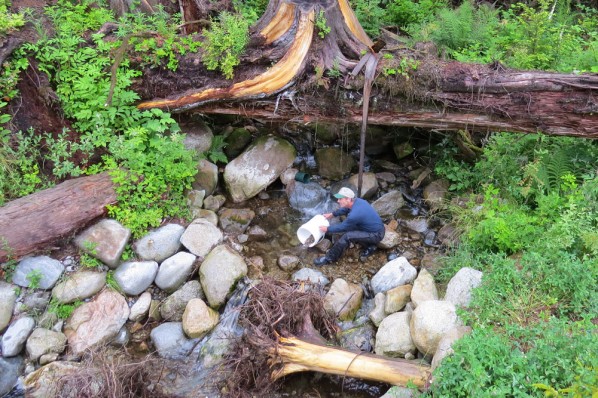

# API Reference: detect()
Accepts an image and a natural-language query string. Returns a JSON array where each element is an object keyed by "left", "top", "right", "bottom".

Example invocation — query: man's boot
[
  {"left": 360, "top": 245, "right": 377, "bottom": 260},
  {"left": 313, "top": 257, "right": 332, "bottom": 266}
]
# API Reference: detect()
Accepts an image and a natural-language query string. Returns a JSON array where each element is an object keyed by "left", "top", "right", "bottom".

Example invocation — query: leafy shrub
[
  {"left": 201, "top": 12, "right": 249, "bottom": 79},
  {"left": 0, "top": 0, "right": 26, "bottom": 36},
  {"left": 105, "top": 126, "right": 197, "bottom": 237},
  {"left": 430, "top": 318, "right": 597, "bottom": 397},
  {"left": 385, "top": 0, "right": 448, "bottom": 30},
  {"left": 349, "top": 0, "right": 386, "bottom": 37}
]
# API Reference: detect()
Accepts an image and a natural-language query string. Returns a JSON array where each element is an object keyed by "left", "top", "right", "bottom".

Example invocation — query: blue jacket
[{"left": 327, "top": 198, "right": 384, "bottom": 234}]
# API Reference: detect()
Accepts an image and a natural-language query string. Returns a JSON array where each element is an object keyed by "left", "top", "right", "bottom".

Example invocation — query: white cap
[{"left": 333, "top": 187, "right": 355, "bottom": 199}]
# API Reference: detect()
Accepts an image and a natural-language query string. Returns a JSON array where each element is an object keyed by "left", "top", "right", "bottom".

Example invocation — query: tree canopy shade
[{"left": 133, "top": 0, "right": 598, "bottom": 138}]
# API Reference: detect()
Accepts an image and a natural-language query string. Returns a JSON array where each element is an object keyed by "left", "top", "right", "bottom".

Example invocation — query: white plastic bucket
[{"left": 297, "top": 215, "right": 330, "bottom": 247}]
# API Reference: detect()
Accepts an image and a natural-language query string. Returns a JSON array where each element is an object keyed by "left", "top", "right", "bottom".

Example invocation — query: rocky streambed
[{"left": 0, "top": 121, "right": 482, "bottom": 397}]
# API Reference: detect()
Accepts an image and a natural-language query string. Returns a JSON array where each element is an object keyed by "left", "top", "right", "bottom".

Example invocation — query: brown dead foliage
[
  {"left": 54, "top": 347, "right": 170, "bottom": 398},
  {"left": 223, "top": 277, "right": 340, "bottom": 397}
]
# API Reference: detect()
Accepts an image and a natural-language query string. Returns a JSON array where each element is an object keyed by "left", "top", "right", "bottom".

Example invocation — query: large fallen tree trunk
[
  {"left": 0, "top": 172, "right": 117, "bottom": 262},
  {"left": 131, "top": 0, "right": 598, "bottom": 138}
]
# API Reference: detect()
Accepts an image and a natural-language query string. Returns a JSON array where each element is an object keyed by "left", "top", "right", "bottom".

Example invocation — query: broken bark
[{"left": 0, "top": 172, "right": 117, "bottom": 262}]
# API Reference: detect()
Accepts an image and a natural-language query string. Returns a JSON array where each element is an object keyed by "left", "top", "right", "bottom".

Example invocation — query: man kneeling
[{"left": 314, "top": 187, "right": 385, "bottom": 266}]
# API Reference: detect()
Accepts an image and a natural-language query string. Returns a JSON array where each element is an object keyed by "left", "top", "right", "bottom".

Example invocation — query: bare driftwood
[
  {"left": 223, "top": 278, "right": 430, "bottom": 397},
  {"left": 0, "top": 172, "right": 117, "bottom": 262}
]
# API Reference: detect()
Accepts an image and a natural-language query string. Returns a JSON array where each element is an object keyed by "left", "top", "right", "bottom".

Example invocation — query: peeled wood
[
  {"left": 270, "top": 335, "right": 431, "bottom": 388},
  {"left": 0, "top": 172, "right": 117, "bottom": 262}
]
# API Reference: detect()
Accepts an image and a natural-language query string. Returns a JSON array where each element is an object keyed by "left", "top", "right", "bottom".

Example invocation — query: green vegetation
[
  {"left": 0, "top": 1, "right": 597, "bottom": 396},
  {"left": 25, "top": 269, "right": 43, "bottom": 289},
  {"left": 0, "top": 0, "right": 26, "bottom": 36},
  {"left": 201, "top": 12, "right": 250, "bottom": 79},
  {"left": 314, "top": 10, "right": 331, "bottom": 39},
  {"left": 48, "top": 298, "right": 82, "bottom": 319},
  {"left": 431, "top": 133, "right": 598, "bottom": 396},
  {"left": 2, "top": 0, "right": 198, "bottom": 237}
]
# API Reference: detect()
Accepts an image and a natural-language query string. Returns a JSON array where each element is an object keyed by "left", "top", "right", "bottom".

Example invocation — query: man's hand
[
  {"left": 319, "top": 225, "right": 328, "bottom": 232},
  {"left": 323, "top": 213, "right": 333, "bottom": 219}
]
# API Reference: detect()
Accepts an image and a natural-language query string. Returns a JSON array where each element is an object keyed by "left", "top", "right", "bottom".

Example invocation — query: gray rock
[
  {"left": 277, "top": 254, "right": 300, "bottom": 271},
  {"left": 180, "top": 218, "right": 223, "bottom": 258},
  {"left": 224, "top": 135, "right": 296, "bottom": 203},
  {"left": 291, "top": 268, "right": 329, "bottom": 286},
  {"left": 338, "top": 322, "right": 375, "bottom": 352},
  {"left": 25, "top": 328, "right": 67, "bottom": 361},
  {"left": 182, "top": 120, "right": 213, "bottom": 154},
  {"left": 1, "top": 316, "right": 35, "bottom": 357},
  {"left": 134, "top": 223, "right": 185, "bottom": 263},
  {"left": 113, "top": 261, "right": 158, "bottom": 296},
  {"left": 199, "top": 245, "right": 247, "bottom": 309},
  {"left": 16, "top": 290, "right": 51, "bottom": 315},
  {"left": 192, "top": 159, "right": 218, "bottom": 196},
  {"left": 150, "top": 322, "right": 199, "bottom": 359},
  {"left": 315, "top": 147, "right": 355, "bottom": 180},
  {"left": 372, "top": 191, "right": 405, "bottom": 219},
  {"left": 64, "top": 289, "right": 129, "bottom": 356},
  {"left": 160, "top": 280, "right": 205, "bottom": 321},
  {"left": 0, "top": 282, "right": 17, "bottom": 332},
  {"left": 375, "top": 312, "right": 416, "bottom": 358},
  {"left": 368, "top": 292, "right": 386, "bottom": 327},
  {"left": 324, "top": 279, "right": 363, "bottom": 321},
  {"left": 129, "top": 291, "right": 152, "bottom": 322},
  {"left": 444, "top": 267, "right": 483, "bottom": 308},
  {"left": 203, "top": 194, "right": 226, "bottom": 212},
  {"left": 155, "top": 251, "right": 197, "bottom": 293},
  {"left": 371, "top": 257, "right": 417, "bottom": 295},
  {"left": 12, "top": 256, "right": 64, "bottom": 289},
  {"left": 411, "top": 268, "right": 438, "bottom": 308},
  {"left": 51, "top": 270, "right": 106, "bottom": 304},
  {"left": 190, "top": 209, "right": 219, "bottom": 226},
  {"left": 410, "top": 300, "right": 459, "bottom": 357},
  {"left": 347, "top": 172, "right": 378, "bottom": 199},
  {"left": 218, "top": 208, "right": 255, "bottom": 234},
  {"left": 74, "top": 219, "right": 131, "bottom": 268},
  {"left": 0, "top": 356, "right": 24, "bottom": 397}
]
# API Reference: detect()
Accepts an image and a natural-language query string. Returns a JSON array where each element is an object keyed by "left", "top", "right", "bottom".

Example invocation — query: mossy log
[{"left": 0, "top": 172, "right": 117, "bottom": 262}]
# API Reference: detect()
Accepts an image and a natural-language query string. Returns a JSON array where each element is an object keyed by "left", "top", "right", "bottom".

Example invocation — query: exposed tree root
[{"left": 222, "top": 277, "right": 431, "bottom": 397}]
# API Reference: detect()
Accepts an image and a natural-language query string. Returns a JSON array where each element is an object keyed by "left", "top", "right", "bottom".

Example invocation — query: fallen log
[
  {"left": 0, "top": 172, "right": 117, "bottom": 263},
  {"left": 224, "top": 278, "right": 431, "bottom": 396},
  {"left": 270, "top": 335, "right": 430, "bottom": 388}
]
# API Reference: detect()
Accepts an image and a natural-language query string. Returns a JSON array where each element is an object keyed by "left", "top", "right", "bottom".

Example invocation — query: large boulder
[
  {"left": 315, "top": 147, "right": 355, "bottom": 180},
  {"left": 375, "top": 312, "right": 416, "bottom": 358},
  {"left": 371, "top": 257, "right": 417, "bottom": 295},
  {"left": 410, "top": 300, "right": 459, "bottom": 357},
  {"left": 134, "top": 223, "right": 185, "bottom": 263},
  {"left": 224, "top": 135, "right": 296, "bottom": 202},
  {"left": 444, "top": 267, "right": 483, "bottom": 308},
  {"left": 0, "top": 282, "right": 17, "bottom": 332},
  {"left": 199, "top": 245, "right": 247, "bottom": 309},
  {"left": 51, "top": 270, "right": 106, "bottom": 304},
  {"left": 74, "top": 219, "right": 130, "bottom": 268},
  {"left": 63, "top": 289, "right": 130, "bottom": 356}
]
